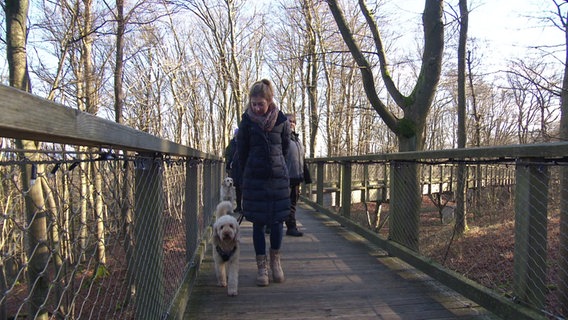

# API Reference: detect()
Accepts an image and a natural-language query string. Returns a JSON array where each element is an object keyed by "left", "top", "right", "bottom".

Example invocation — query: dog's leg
[
  {"left": 227, "top": 258, "right": 239, "bottom": 296},
  {"left": 217, "top": 261, "right": 227, "bottom": 287},
  {"left": 213, "top": 247, "right": 227, "bottom": 287}
]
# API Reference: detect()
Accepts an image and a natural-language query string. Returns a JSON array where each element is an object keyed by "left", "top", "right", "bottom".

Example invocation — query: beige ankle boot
[
  {"left": 256, "top": 255, "right": 269, "bottom": 286},
  {"left": 270, "top": 249, "right": 285, "bottom": 283}
]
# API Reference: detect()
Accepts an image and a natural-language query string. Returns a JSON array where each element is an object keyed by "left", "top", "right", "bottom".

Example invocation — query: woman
[
  {"left": 284, "top": 113, "right": 312, "bottom": 237},
  {"left": 237, "top": 79, "right": 290, "bottom": 286}
]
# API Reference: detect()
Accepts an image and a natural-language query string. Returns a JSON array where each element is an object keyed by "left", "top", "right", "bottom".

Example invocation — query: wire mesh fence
[
  {"left": 304, "top": 155, "right": 568, "bottom": 320},
  {"left": 0, "top": 142, "right": 219, "bottom": 319}
]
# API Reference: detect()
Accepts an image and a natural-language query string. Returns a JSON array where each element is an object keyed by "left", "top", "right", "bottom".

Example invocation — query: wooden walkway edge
[{"left": 183, "top": 202, "right": 498, "bottom": 320}]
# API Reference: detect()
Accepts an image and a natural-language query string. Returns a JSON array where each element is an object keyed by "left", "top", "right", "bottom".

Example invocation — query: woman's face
[{"left": 250, "top": 97, "right": 269, "bottom": 116}]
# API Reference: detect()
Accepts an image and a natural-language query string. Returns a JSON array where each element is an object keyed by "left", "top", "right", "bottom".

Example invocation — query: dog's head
[
  {"left": 223, "top": 177, "right": 234, "bottom": 188},
  {"left": 213, "top": 215, "right": 239, "bottom": 243}
]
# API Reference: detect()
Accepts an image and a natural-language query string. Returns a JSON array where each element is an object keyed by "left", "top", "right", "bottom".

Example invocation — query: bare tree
[
  {"left": 505, "top": 59, "right": 560, "bottom": 143},
  {"left": 327, "top": 0, "right": 444, "bottom": 250},
  {"left": 6, "top": 0, "right": 50, "bottom": 318},
  {"left": 114, "top": 0, "right": 125, "bottom": 124},
  {"left": 302, "top": 0, "right": 320, "bottom": 158},
  {"left": 175, "top": 0, "right": 249, "bottom": 152},
  {"left": 455, "top": 0, "right": 468, "bottom": 235}
]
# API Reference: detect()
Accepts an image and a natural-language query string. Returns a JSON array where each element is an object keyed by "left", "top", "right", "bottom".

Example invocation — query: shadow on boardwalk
[{"left": 184, "top": 202, "right": 498, "bottom": 320}]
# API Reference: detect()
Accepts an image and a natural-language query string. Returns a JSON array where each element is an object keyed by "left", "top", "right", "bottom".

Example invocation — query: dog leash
[{"left": 237, "top": 213, "right": 244, "bottom": 225}]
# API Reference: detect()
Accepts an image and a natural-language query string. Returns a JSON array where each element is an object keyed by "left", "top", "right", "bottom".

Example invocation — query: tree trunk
[
  {"left": 390, "top": 153, "right": 421, "bottom": 251},
  {"left": 22, "top": 162, "right": 49, "bottom": 319},
  {"left": 114, "top": 0, "right": 125, "bottom": 124},
  {"left": 78, "top": 156, "right": 88, "bottom": 263},
  {"left": 303, "top": 0, "right": 319, "bottom": 158},
  {"left": 455, "top": 0, "right": 469, "bottom": 235},
  {"left": 227, "top": 0, "right": 243, "bottom": 119},
  {"left": 93, "top": 161, "right": 106, "bottom": 266},
  {"left": 327, "top": 0, "right": 444, "bottom": 250},
  {"left": 41, "top": 176, "right": 68, "bottom": 316},
  {"left": 7, "top": 0, "right": 50, "bottom": 318},
  {"left": 81, "top": 0, "right": 98, "bottom": 115}
]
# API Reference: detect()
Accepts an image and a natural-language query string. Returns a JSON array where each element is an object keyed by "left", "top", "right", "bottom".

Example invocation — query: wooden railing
[
  {"left": 303, "top": 144, "right": 568, "bottom": 320},
  {"left": 0, "top": 84, "right": 222, "bottom": 319}
]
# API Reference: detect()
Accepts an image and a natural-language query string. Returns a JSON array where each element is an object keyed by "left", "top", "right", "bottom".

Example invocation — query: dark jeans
[
  {"left": 235, "top": 186, "right": 242, "bottom": 210},
  {"left": 286, "top": 184, "right": 300, "bottom": 229},
  {"left": 252, "top": 222, "right": 283, "bottom": 255}
]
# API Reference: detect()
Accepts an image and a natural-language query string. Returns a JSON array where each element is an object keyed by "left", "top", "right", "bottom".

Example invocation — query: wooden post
[
  {"left": 513, "top": 159, "right": 548, "bottom": 310},
  {"left": 185, "top": 159, "right": 199, "bottom": 263},
  {"left": 340, "top": 161, "right": 352, "bottom": 218},
  {"left": 316, "top": 162, "right": 324, "bottom": 205},
  {"left": 389, "top": 161, "right": 420, "bottom": 251},
  {"left": 362, "top": 164, "right": 368, "bottom": 203},
  {"left": 301, "top": 163, "right": 310, "bottom": 198},
  {"left": 134, "top": 154, "right": 164, "bottom": 320},
  {"left": 203, "top": 162, "right": 213, "bottom": 220},
  {"left": 335, "top": 164, "right": 341, "bottom": 208},
  {"left": 382, "top": 163, "right": 389, "bottom": 201}
]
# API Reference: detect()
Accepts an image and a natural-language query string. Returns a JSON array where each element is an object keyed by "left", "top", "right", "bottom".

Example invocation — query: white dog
[
  {"left": 212, "top": 200, "right": 240, "bottom": 296},
  {"left": 220, "top": 177, "right": 237, "bottom": 209}
]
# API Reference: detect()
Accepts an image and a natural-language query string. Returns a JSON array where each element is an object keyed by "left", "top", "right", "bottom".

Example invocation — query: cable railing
[
  {"left": 0, "top": 85, "right": 222, "bottom": 319},
  {"left": 303, "top": 145, "right": 568, "bottom": 320}
]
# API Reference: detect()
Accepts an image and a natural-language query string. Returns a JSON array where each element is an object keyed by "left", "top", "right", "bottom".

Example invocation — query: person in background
[
  {"left": 284, "top": 113, "right": 312, "bottom": 237},
  {"left": 238, "top": 79, "right": 290, "bottom": 286},
  {"left": 225, "top": 128, "right": 242, "bottom": 212}
]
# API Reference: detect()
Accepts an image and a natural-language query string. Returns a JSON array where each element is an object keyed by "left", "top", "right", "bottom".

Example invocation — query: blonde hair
[{"left": 249, "top": 79, "right": 274, "bottom": 103}]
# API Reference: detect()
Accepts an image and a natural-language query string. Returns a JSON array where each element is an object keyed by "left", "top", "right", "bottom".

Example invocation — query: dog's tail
[{"left": 215, "top": 200, "right": 234, "bottom": 218}]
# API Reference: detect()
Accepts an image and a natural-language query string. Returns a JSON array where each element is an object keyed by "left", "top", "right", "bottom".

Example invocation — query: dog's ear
[{"left": 212, "top": 222, "right": 220, "bottom": 241}]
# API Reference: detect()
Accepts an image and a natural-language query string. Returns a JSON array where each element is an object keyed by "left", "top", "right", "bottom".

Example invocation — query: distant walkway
[{"left": 183, "top": 202, "right": 498, "bottom": 320}]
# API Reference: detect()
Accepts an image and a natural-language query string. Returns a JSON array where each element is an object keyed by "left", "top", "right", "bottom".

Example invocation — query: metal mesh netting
[
  {"left": 1, "top": 145, "right": 213, "bottom": 319},
  {"left": 306, "top": 159, "right": 567, "bottom": 319}
]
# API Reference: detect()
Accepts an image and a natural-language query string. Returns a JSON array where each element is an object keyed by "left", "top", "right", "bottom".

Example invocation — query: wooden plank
[
  {"left": 183, "top": 204, "right": 497, "bottom": 320},
  {"left": 0, "top": 84, "right": 217, "bottom": 159}
]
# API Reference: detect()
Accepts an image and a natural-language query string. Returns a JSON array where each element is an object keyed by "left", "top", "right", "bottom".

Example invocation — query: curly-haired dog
[
  {"left": 212, "top": 200, "right": 240, "bottom": 296},
  {"left": 220, "top": 177, "right": 237, "bottom": 209}
]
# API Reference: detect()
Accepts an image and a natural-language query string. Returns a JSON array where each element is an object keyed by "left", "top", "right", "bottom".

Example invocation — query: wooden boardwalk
[{"left": 183, "top": 202, "right": 498, "bottom": 320}]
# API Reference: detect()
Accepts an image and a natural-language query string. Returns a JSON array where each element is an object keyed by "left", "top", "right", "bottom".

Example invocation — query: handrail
[
  {"left": 308, "top": 141, "right": 568, "bottom": 162},
  {"left": 0, "top": 85, "right": 221, "bottom": 319},
  {"left": 303, "top": 146, "right": 567, "bottom": 320},
  {"left": 0, "top": 84, "right": 219, "bottom": 159}
]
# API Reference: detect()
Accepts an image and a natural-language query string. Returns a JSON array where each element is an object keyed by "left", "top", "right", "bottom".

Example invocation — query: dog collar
[{"left": 216, "top": 245, "right": 237, "bottom": 262}]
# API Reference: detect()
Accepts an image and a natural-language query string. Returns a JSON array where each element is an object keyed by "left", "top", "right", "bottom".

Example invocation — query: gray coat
[
  {"left": 286, "top": 132, "right": 305, "bottom": 186},
  {"left": 237, "top": 111, "right": 291, "bottom": 225}
]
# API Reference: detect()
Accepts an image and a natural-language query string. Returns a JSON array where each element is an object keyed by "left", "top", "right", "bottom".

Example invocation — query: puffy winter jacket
[
  {"left": 237, "top": 111, "right": 291, "bottom": 225},
  {"left": 286, "top": 132, "right": 305, "bottom": 186}
]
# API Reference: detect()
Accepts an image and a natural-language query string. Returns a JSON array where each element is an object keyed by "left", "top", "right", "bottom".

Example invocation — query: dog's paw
[
  {"left": 227, "top": 288, "right": 238, "bottom": 296},
  {"left": 217, "top": 281, "right": 227, "bottom": 287}
]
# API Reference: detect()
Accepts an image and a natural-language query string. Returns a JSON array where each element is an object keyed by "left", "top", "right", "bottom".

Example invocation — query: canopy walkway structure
[
  {"left": 0, "top": 85, "right": 564, "bottom": 319},
  {"left": 184, "top": 203, "right": 495, "bottom": 319}
]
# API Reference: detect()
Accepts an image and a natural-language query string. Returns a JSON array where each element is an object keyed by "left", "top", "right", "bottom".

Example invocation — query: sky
[
  {"left": 467, "top": 0, "right": 563, "bottom": 67},
  {"left": 388, "top": 0, "right": 565, "bottom": 72}
]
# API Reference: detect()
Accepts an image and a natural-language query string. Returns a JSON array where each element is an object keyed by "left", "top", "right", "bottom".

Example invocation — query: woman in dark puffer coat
[{"left": 237, "top": 79, "right": 290, "bottom": 287}]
